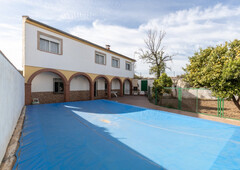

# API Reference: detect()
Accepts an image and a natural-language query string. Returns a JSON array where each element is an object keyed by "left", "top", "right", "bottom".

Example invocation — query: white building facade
[{"left": 23, "top": 16, "right": 135, "bottom": 104}]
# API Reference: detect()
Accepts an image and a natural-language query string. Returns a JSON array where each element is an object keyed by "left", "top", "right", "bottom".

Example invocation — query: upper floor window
[
  {"left": 112, "top": 57, "right": 120, "bottom": 68},
  {"left": 38, "top": 31, "right": 62, "bottom": 55},
  {"left": 40, "top": 38, "right": 60, "bottom": 54},
  {"left": 125, "top": 61, "right": 131, "bottom": 71},
  {"left": 95, "top": 52, "right": 106, "bottom": 65}
]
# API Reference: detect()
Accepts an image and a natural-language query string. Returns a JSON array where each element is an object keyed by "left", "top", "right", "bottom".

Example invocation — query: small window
[
  {"left": 112, "top": 57, "right": 120, "bottom": 68},
  {"left": 126, "top": 62, "right": 131, "bottom": 71},
  {"left": 95, "top": 52, "right": 106, "bottom": 65},
  {"left": 53, "top": 78, "right": 64, "bottom": 93},
  {"left": 38, "top": 31, "right": 62, "bottom": 55},
  {"left": 40, "top": 38, "right": 60, "bottom": 54}
]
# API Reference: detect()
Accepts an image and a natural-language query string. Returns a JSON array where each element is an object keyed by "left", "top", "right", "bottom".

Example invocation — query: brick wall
[
  {"left": 32, "top": 92, "right": 64, "bottom": 104},
  {"left": 95, "top": 90, "right": 108, "bottom": 99},
  {"left": 70, "top": 90, "right": 90, "bottom": 101}
]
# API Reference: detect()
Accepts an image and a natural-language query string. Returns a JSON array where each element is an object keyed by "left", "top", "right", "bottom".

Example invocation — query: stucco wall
[
  {"left": 32, "top": 72, "right": 60, "bottom": 92},
  {"left": 148, "top": 80, "right": 154, "bottom": 87},
  {"left": 137, "top": 79, "right": 154, "bottom": 92},
  {"left": 182, "top": 89, "right": 216, "bottom": 99},
  {"left": 171, "top": 88, "right": 217, "bottom": 100},
  {"left": 32, "top": 73, "right": 121, "bottom": 94},
  {"left": 124, "top": 80, "right": 130, "bottom": 94},
  {"left": 25, "top": 23, "right": 134, "bottom": 78},
  {"left": 111, "top": 79, "right": 120, "bottom": 90},
  {"left": 70, "top": 76, "right": 90, "bottom": 91},
  {"left": 0, "top": 52, "right": 24, "bottom": 163},
  {"left": 96, "top": 78, "right": 106, "bottom": 90}
]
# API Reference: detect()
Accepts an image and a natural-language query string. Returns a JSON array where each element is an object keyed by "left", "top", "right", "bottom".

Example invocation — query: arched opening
[
  {"left": 110, "top": 77, "right": 123, "bottom": 97},
  {"left": 25, "top": 69, "right": 68, "bottom": 104},
  {"left": 93, "top": 75, "right": 110, "bottom": 99},
  {"left": 69, "top": 73, "right": 92, "bottom": 101},
  {"left": 123, "top": 78, "right": 132, "bottom": 95}
]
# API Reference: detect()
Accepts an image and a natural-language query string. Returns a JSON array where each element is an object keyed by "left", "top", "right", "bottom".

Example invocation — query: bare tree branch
[{"left": 137, "top": 29, "right": 173, "bottom": 78}]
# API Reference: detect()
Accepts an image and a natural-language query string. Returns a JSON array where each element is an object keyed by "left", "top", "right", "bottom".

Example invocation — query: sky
[{"left": 1, "top": 0, "right": 240, "bottom": 77}]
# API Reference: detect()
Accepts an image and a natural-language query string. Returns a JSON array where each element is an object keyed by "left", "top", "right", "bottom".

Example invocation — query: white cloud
[
  {"left": 0, "top": 22, "right": 22, "bottom": 69},
  {"left": 2, "top": 3, "right": 240, "bottom": 78},
  {"left": 68, "top": 3, "right": 240, "bottom": 77}
]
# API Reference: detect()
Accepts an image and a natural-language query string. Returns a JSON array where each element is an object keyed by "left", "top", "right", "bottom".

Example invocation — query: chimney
[{"left": 106, "top": 45, "right": 110, "bottom": 50}]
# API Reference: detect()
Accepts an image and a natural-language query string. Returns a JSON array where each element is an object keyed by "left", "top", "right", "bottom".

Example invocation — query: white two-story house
[{"left": 23, "top": 16, "right": 135, "bottom": 104}]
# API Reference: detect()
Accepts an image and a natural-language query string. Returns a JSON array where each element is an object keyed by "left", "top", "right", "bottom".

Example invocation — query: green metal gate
[{"left": 141, "top": 80, "right": 148, "bottom": 91}]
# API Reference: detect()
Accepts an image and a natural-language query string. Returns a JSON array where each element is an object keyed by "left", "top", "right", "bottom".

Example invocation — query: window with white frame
[
  {"left": 125, "top": 61, "right": 131, "bottom": 70},
  {"left": 112, "top": 57, "right": 120, "bottom": 68},
  {"left": 95, "top": 52, "right": 106, "bottom": 65},
  {"left": 38, "top": 31, "right": 62, "bottom": 55}
]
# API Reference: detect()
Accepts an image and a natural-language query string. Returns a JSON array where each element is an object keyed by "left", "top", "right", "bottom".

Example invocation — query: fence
[
  {"left": 0, "top": 51, "right": 25, "bottom": 163},
  {"left": 148, "top": 87, "right": 240, "bottom": 120}
]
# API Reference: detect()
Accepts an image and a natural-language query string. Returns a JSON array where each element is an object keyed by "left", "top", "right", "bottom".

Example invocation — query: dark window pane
[
  {"left": 105, "top": 81, "right": 107, "bottom": 90},
  {"left": 54, "top": 82, "right": 58, "bottom": 92},
  {"left": 53, "top": 78, "right": 64, "bottom": 93}
]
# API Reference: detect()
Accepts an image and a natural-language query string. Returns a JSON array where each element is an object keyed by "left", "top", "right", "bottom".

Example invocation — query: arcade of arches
[{"left": 24, "top": 66, "right": 133, "bottom": 105}]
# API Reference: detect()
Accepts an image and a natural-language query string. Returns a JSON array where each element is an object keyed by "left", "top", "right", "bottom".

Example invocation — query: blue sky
[{"left": 1, "top": 0, "right": 240, "bottom": 77}]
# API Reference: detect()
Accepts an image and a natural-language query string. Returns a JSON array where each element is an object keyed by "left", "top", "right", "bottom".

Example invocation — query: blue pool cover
[{"left": 14, "top": 100, "right": 240, "bottom": 170}]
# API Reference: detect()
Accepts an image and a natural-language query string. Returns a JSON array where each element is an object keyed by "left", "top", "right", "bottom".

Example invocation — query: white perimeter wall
[
  {"left": 172, "top": 89, "right": 217, "bottom": 99},
  {"left": 0, "top": 52, "right": 24, "bottom": 163},
  {"left": 148, "top": 80, "right": 154, "bottom": 87},
  {"left": 137, "top": 79, "right": 154, "bottom": 92},
  {"left": 138, "top": 80, "right": 141, "bottom": 91},
  {"left": 25, "top": 23, "right": 134, "bottom": 78}
]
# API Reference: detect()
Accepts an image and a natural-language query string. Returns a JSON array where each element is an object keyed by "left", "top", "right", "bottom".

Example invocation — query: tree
[
  {"left": 152, "top": 73, "right": 173, "bottom": 103},
  {"left": 137, "top": 29, "right": 173, "bottom": 78},
  {"left": 184, "top": 39, "right": 240, "bottom": 110}
]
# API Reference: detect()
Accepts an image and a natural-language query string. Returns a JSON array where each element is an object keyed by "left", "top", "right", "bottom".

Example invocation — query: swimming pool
[{"left": 14, "top": 100, "right": 240, "bottom": 169}]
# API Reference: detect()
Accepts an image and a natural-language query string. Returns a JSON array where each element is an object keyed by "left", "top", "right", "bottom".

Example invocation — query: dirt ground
[
  {"left": 159, "top": 98, "right": 240, "bottom": 120},
  {"left": 200, "top": 100, "right": 240, "bottom": 119}
]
